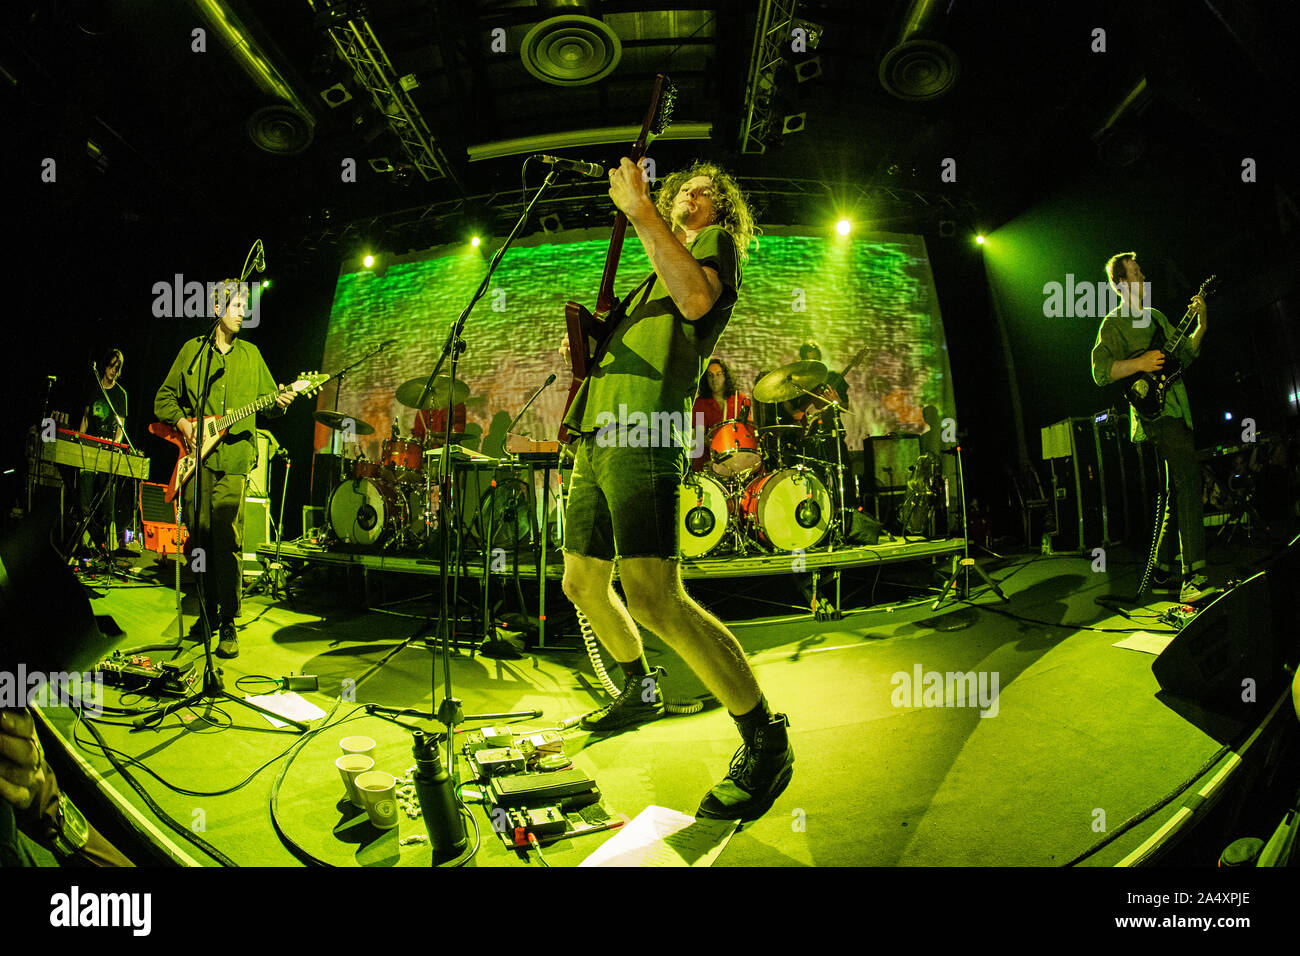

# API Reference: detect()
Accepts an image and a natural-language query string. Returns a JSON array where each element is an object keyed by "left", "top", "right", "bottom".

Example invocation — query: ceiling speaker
[
  {"left": 246, "top": 103, "right": 315, "bottom": 155},
  {"left": 879, "top": 38, "right": 960, "bottom": 101},
  {"left": 521, "top": 13, "right": 622, "bottom": 87}
]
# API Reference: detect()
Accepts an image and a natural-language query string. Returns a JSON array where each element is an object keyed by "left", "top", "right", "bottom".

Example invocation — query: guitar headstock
[
  {"left": 291, "top": 372, "right": 331, "bottom": 399},
  {"left": 1198, "top": 275, "right": 1218, "bottom": 300},
  {"left": 651, "top": 76, "right": 676, "bottom": 138}
]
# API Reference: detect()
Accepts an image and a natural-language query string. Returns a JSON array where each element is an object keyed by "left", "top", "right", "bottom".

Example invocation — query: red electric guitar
[
  {"left": 150, "top": 371, "right": 331, "bottom": 503},
  {"left": 558, "top": 74, "right": 676, "bottom": 443}
]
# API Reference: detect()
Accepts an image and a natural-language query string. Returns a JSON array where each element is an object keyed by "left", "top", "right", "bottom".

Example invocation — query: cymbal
[
  {"left": 758, "top": 424, "right": 804, "bottom": 434},
  {"left": 396, "top": 375, "right": 469, "bottom": 409},
  {"left": 753, "top": 361, "right": 827, "bottom": 403},
  {"left": 314, "top": 410, "right": 375, "bottom": 435}
]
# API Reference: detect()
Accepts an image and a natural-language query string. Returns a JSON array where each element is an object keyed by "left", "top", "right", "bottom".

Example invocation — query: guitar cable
[{"left": 1135, "top": 457, "right": 1172, "bottom": 600}]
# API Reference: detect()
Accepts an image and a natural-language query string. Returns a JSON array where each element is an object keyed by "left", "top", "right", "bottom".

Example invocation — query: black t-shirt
[{"left": 85, "top": 383, "right": 127, "bottom": 440}]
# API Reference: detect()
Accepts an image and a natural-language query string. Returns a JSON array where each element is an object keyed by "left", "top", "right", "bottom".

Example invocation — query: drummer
[
  {"left": 781, "top": 341, "right": 849, "bottom": 425},
  {"left": 411, "top": 398, "right": 466, "bottom": 446},
  {"left": 690, "top": 357, "right": 752, "bottom": 472}
]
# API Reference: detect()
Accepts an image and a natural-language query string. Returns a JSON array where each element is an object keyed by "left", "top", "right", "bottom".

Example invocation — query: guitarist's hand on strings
[
  {"left": 1135, "top": 349, "right": 1165, "bottom": 373},
  {"left": 1189, "top": 294, "right": 1208, "bottom": 329},
  {"left": 607, "top": 157, "right": 657, "bottom": 223},
  {"left": 274, "top": 385, "right": 296, "bottom": 410},
  {"left": 176, "top": 417, "right": 196, "bottom": 452}
]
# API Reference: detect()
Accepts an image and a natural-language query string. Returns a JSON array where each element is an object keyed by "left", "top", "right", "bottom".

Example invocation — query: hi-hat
[
  {"left": 314, "top": 410, "right": 375, "bottom": 435},
  {"left": 753, "top": 361, "right": 827, "bottom": 403},
  {"left": 396, "top": 375, "right": 469, "bottom": 409}
]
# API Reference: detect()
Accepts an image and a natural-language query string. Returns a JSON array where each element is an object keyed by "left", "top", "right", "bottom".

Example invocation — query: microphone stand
[
  {"left": 931, "top": 444, "right": 1008, "bottom": 611},
  {"left": 395, "top": 165, "right": 564, "bottom": 863}
]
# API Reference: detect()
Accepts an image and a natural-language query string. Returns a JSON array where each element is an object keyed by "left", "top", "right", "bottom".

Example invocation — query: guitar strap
[{"left": 590, "top": 271, "right": 657, "bottom": 367}]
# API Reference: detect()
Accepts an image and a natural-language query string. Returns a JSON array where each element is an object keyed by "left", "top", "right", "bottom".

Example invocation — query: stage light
[
  {"left": 835, "top": 219, "right": 851, "bottom": 236},
  {"left": 261, "top": 280, "right": 270, "bottom": 288},
  {"left": 1224, "top": 411, "right": 1233, "bottom": 421},
  {"left": 471, "top": 236, "right": 481, "bottom": 248},
  {"left": 975, "top": 234, "right": 986, "bottom": 245},
  {"left": 363, "top": 254, "right": 375, "bottom": 268}
]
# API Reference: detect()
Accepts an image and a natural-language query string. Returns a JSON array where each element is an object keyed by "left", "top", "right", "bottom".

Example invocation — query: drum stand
[{"left": 932, "top": 445, "right": 1008, "bottom": 610}]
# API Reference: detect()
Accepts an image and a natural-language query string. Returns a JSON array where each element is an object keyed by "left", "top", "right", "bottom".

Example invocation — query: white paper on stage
[
  {"left": 245, "top": 692, "right": 327, "bottom": 728},
  {"left": 1112, "top": 632, "right": 1176, "bottom": 655},
  {"left": 579, "top": 805, "right": 737, "bottom": 867}
]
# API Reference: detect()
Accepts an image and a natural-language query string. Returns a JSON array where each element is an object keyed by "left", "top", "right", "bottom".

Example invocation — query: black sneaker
[
  {"left": 697, "top": 714, "right": 795, "bottom": 822},
  {"left": 1147, "top": 569, "right": 1177, "bottom": 599},
  {"left": 579, "top": 667, "right": 666, "bottom": 732},
  {"left": 1180, "top": 574, "right": 1218, "bottom": 604},
  {"left": 215, "top": 624, "right": 239, "bottom": 659}
]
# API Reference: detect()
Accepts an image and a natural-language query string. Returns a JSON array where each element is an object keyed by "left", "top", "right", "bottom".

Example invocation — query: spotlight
[
  {"left": 781, "top": 113, "right": 806, "bottom": 135},
  {"left": 835, "top": 219, "right": 852, "bottom": 236},
  {"left": 261, "top": 280, "right": 270, "bottom": 288},
  {"left": 794, "top": 58, "right": 822, "bottom": 83},
  {"left": 975, "top": 234, "right": 985, "bottom": 245},
  {"left": 368, "top": 157, "right": 396, "bottom": 173},
  {"left": 471, "top": 236, "right": 481, "bottom": 248},
  {"left": 319, "top": 82, "right": 353, "bottom": 108},
  {"left": 540, "top": 213, "right": 562, "bottom": 233},
  {"left": 1224, "top": 411, "right": 1233, "bottom": 421},
  {"left": 363, "top": 254, "right": 375, "bottom": 268}
]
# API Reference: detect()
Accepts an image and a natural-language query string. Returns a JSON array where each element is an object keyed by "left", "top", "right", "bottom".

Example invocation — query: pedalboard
[
  {"left": 1159, "top": 605, "right": 1200, "bottom": 630},
  {"left": 96, "top": 655, "right": 197, "bottom": 697}
]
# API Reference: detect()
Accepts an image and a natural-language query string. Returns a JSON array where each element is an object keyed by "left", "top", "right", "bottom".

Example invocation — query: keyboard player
[{"left": 77, "top": 348, "right": 128, "bottom": 553}]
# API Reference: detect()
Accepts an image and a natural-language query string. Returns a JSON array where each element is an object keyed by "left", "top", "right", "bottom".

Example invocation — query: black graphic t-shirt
[{"left": 85, "top": 384, "right": 127, "bottom": 440}]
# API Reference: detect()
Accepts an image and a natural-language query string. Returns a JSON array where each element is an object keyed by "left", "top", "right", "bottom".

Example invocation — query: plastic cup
[
  {"left": 336, "top": 754, "right": 374, "bottom": 808},
  {"left": 339, "top": 735, "right": 376, "bottom": 758},
  {"left": 354, "top": 770, "right": 399, "bottom": 829}
]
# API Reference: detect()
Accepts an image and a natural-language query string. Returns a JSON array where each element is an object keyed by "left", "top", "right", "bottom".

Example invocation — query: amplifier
[
  {"left": 1039, "top": 415, "right": 1146, "bottom": 553},
  {"left": 864, "top": 434, "right": 920, "bottom": 492},
  {"left": 139, "top": 481, "right": 188, "bottom": 555},
  {"left": 243, "top": 496, "right": 270, "bottom": 574}
]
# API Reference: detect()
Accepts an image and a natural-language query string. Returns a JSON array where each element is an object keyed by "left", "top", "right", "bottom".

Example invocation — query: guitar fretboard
[{"left": 215, "top": 391, "right": 280, "bottom": 432}]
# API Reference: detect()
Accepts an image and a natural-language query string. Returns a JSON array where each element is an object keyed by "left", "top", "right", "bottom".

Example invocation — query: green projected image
[{"left": 316, "top": 231, "right": 955, "bottom": 460}]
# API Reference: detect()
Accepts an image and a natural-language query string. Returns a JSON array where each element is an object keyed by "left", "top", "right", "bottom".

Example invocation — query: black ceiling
[{"left": 5, "top": 0, "right": 1298, "bottom": 268}]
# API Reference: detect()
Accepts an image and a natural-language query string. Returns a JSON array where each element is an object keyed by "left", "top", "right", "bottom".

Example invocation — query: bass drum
[
  {"left": 740, "top": 468, "right": 830, "bottom": 551},
  {"left": 329, "top": 478, "right": 400, "bottom": 547},
  {"left": 678, "top": 472, "right": 730, "bottom": 558}
]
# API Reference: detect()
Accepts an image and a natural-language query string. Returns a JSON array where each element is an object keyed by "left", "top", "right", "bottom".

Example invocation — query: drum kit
[
  {"left": 678, "top": 359, "right": 850, "bottom": 558},
  {"left": 317, "top": 374, "right": 473, "bottom": 550}
]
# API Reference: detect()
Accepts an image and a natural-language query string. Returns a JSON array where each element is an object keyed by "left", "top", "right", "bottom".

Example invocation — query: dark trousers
[
  {"left": 77, "top": 473, "right": 120, "bottom": 550},
  {"left": 1145, "top": 417, "right": 1206, "bottom": 576},
  {"left": 184, "top": 469, "right": 246, "bottom": 625}
]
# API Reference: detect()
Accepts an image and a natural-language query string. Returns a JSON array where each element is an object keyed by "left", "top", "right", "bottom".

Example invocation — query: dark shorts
[{"left": 563, "top": 436, "right": 685, "bottom": 561}]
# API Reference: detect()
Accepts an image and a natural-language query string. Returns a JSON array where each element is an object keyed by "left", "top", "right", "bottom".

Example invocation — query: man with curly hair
[{"left": 559, "top": 158, "right": 793, "bottom": 822}]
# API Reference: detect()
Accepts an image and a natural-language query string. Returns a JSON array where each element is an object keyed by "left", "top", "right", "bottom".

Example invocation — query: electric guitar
[
  {"left": 558, "top": 74, "right": 676, "bottom": 444},
  {"left": 1122, "top": 275, "right": 1216, "bottom": 419},
  {"left": 150, "top": 371, "right": 330, "bottom": 503},
  {"left": 795, "top": 346, "right": 870, "bottom": 428}
]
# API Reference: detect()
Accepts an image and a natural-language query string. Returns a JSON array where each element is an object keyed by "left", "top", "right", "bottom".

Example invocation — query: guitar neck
[{"left": 213, "top": 391, "right": 278, "bottom": 432}]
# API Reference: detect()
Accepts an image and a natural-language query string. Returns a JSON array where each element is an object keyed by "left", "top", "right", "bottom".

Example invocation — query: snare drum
[
  {"left": 678, "top": 472, "right": 730, "bottom": 557},
  {"left": 739, "top": 467, "right": 830, "bottom": 551},
  {"left": 381, "top": 437, "right": 424, "bottom": 484},
  {"left": 349, "top": 457, "right": 382, "bottom": 481},
  {"left": 329, "top": 478, "right": 400, "bottom": 547},
  {"left": 708, "top": 419, "right": 761, "bottom": 479}
]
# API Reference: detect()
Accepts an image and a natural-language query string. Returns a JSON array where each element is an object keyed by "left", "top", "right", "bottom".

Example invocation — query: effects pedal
[
  {"left": 474, "top": 747, "right": 527, "bottom": 776},
  {"left": 96, "top": 654, "right": 197, "bottom": 697},
  {"left": 1159, "top": 604, "right": 1199, "bottom": 630}
]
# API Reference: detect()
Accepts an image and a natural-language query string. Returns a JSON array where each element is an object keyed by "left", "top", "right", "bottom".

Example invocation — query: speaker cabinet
[
  {"left": 1041, "top": 416, "right": 1131, "bottom": 553},
  {"left": 138, "top": 481, "right": 188, "bottom": 555},
  {"left": 1152, "top": 572, "right": 1276, "bottom": 702},
  {"left": 242, "top": 496, "right": 271, "bottom": 574}
]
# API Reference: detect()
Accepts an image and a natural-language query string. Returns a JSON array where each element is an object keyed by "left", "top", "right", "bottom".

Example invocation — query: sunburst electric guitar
[
  {"left": 558, "top": 74, "right": 676, "bottom": 443},
  {"left": 150, "top": 371, "right": 331, "bottom": 503}
]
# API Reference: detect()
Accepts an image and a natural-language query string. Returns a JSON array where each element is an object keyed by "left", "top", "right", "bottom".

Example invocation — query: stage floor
[{"left": 35, "top": 534, "right": 1297, "bottom": 867}]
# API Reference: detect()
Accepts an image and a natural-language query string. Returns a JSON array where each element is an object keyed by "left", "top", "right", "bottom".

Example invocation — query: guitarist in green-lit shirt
[
  {"left": 1090, "top": 252, "right": 1213, "bottom": 603},
  {"left": 154, "top": 280, "right": 296, "bottom": 658}
]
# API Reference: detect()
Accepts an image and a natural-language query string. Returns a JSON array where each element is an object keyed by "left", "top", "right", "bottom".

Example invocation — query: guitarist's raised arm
[{"left": 608, "top": 157, "right": 730, "bottom": 322}]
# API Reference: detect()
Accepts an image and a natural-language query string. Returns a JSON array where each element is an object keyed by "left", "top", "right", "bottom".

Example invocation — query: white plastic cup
[
  {"left": 354, "top": 770, "right": 399, "bottom": 829},
  {"left": 336, "top": 754, "right": 374, "bottom": 808},
  {"left": 339, "top": 736, "right": 376, "bottom": 758}
]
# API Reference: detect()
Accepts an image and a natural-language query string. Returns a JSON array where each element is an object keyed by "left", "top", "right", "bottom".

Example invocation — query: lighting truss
[{"left": 739, "top": 0, "right": 801, "bottom": 155}]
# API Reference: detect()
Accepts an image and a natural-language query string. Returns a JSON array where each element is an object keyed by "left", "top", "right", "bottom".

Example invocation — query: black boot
[
  {"left": 697, "top": 713, "right": 794, "bottom": 822},
  {"left": 580, "top": 666, "right": 666, "bottom": 732}
]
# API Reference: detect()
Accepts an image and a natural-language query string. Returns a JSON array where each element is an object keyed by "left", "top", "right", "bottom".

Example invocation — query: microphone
[
  {"left": 536, "top": 155, "right": 605, "bottom": 179},
  {"left": 253, "top": 240, "right": 266, "bottom": 274},
  {"left": 505, "top": 373, "right": 558, "bottom": 437}
]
